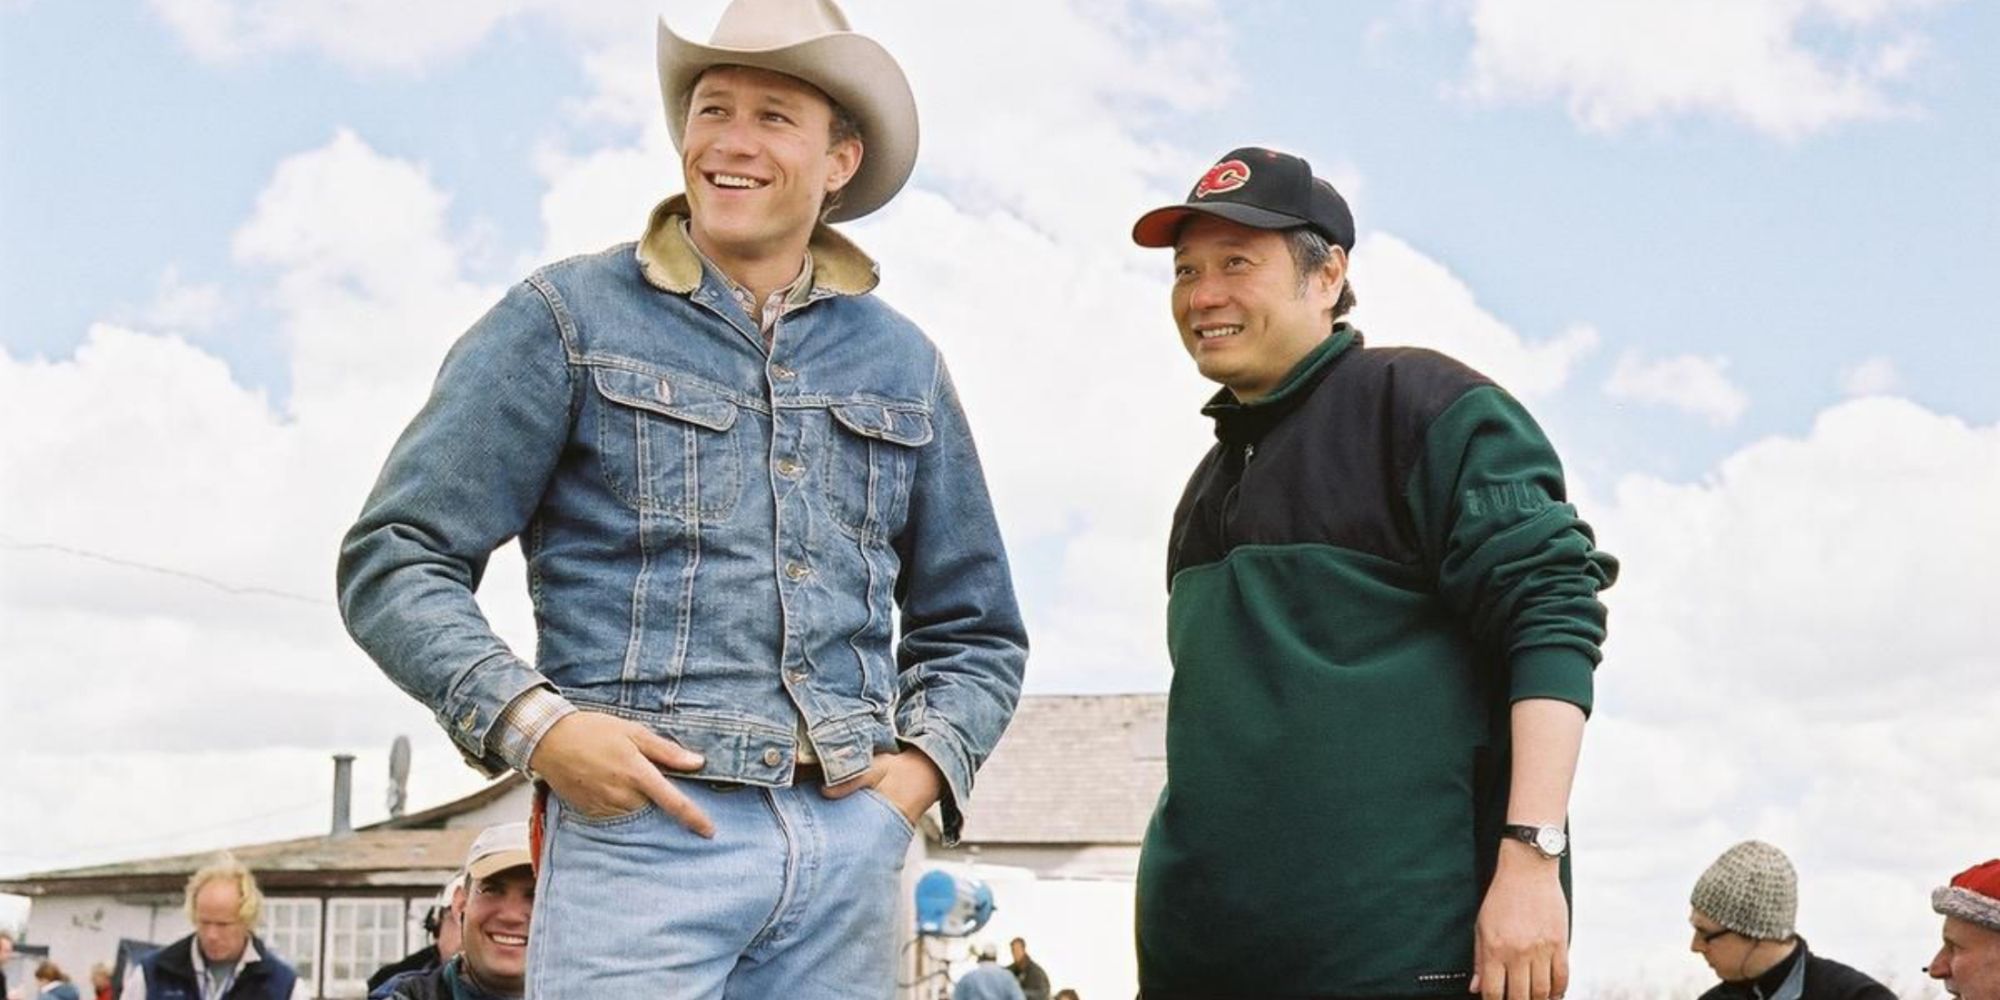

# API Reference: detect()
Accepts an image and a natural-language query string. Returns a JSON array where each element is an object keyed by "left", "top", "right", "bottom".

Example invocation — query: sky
[{"left": 2, "top": 0, "right": 1997, "bottom": 994}]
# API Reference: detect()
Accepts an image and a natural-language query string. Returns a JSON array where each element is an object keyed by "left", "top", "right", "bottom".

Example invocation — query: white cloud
[
  {"left": 138, "top": 266, "right": 231, "bottom": 332},
  {"left": 1347, "top": 232, "right": 1600, "bottom": 399},
  {"left": 145, "top": 0, "right": 530, "bottom": 70},
  {"left": 1840, "top": 355, "right": 1902, "bottom": 396},
  {"left": 1457, "top": 0, "right": 1953, "bottom": 139},
  {"left": 531, "top": 131, "right": 676, "bottom": 265},
  {"left": 866, "top": 2, "right": 1239, "bottom": 249},
  {"left": 0, "top": 131, "right": 530, "bottom": 875},
  {"left": 1604, "top": 350, "right": 1750, "bottom": 426},
  {"left": 1577, "top": 396, "right": 2000, "bottom": 987}
]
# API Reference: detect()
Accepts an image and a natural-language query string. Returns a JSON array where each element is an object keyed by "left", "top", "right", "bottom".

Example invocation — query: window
[
  {"left": 261, "top": 898, "right": 322, "bottom": 995},
  {"left": 323, "top": 899, "right": 407, "bottom": 998}
]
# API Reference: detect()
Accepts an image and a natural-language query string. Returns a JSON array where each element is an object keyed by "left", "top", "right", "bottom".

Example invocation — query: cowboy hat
[{"left": 657, "top": 0, "right": 919, "bottom": 222}]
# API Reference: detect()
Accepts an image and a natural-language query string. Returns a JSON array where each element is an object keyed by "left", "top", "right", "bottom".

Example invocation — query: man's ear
[
  {"left": 1321, "top": 245, "right": 1349, "bottom": 298},
  {"left": 825, "top": 138, "right": 863, "bottom": 195}
]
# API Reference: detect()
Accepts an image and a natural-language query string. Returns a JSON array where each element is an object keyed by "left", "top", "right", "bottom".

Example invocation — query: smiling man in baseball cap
[
  {"left": 381, "top": 824, "right": 533, "bottom": 1000},
  {"left": 337, "top": 0, "right": 1026, "bottom": 996},
  {"left": 1131, "top": 147, "right": 1617, "bottom": 1000}
]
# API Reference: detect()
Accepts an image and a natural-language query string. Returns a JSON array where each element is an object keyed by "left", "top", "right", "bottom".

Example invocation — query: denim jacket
[{"left": 337, "top": 197, "right": 1027, "bottom": 841}]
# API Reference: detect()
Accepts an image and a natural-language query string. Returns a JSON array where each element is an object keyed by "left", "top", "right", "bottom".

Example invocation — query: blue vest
[{"left": 137, "top": 935, "right": 298, "bottom": 1000}]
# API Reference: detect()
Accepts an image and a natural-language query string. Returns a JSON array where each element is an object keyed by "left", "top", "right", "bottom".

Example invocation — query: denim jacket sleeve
[
  {"left": 891, "top": 357, "right": 1029, "bottom": 845},
  {"left": 336, "top": 279, "right": 577, "bottom": 775}
]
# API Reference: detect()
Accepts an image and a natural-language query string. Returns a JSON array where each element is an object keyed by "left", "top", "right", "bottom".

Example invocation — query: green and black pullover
[{"left": 1137, "top": 326, "right": 1617, "bottom": 999}]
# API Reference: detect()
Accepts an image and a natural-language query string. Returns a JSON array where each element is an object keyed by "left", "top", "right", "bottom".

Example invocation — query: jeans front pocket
[
  {"left": 857, "top": 785, "right": 918, "bottom": 838},
  {"left": 592, "top": 364, "right": 744, "bottom": 523},
  {"left": 821, "top": 401, "right": 931, "bottom": 541},
  {"left": 558, "top": 795, "right": 659, "bottom": 830}
]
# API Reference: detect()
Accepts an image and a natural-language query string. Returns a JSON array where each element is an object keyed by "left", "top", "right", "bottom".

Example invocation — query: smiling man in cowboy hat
[{"left": 337, "top": 0, "right": 1028, "bottom": 996}]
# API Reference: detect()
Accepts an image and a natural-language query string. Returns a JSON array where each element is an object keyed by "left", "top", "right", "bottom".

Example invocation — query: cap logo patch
[{"left": 1193, "top": 160, "right": 1250, "bottom": 198}]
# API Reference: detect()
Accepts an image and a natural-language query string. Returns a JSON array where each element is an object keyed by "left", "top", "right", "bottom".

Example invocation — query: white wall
[
  {"left": 930, "top": 843, "right": 1141, "bottom": 881},
  {"left": 908, "top": 861, "right": 1138, "bottom": 1000},
  {"left": 18, "top": 894, "right": 176, "bottom": 985},
  {"left": 437, "top": 784, "right": 532, "bottom": 831}
]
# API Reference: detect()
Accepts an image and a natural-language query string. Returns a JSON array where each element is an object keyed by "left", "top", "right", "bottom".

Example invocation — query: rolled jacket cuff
[
  {"left": 490, "top": 685, "right": 578, "bottom": 776},
  {"left": 1508, "top": 645, "right": 1596, "bottom": 716},
  {"left": 439, "top": 652, "right": 555, "bottom": 775},
  {"left": 896, "top": 728, "right": 974, "bottom": 847}
]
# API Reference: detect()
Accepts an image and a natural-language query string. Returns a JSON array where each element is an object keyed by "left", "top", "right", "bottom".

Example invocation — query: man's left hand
[
  {"left": 1471, "top": 841, "right": 1569, "bottom": 1000},
  {"left": 819, "top": 748, "right": 944, "bottom": 826}
]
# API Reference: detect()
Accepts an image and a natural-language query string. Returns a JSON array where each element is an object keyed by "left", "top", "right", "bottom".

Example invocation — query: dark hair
[
  {"left": 817, "top": 99, "right": 863, "bottom": 222},
  {"left": 36, "top": 961, "right": 69, "bottom": 983},
  {"left": 1284, "top": 227, "right": 1356, "bottom": 321},
  {"left": 827, "top": 99, "right": 862, "bottom": 149}
]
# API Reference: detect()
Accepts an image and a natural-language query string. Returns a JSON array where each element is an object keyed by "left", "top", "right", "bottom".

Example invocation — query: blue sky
[
  {"left": 6, "top": 0, "right": 1995, "bottom": 480},
  {"left": 4, "top": 1, "right": 1997, "bottom": 993}
]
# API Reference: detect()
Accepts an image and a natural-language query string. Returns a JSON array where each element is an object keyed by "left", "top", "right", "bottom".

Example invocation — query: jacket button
[
  {"left": 784, "top": 562, "right": 811, "bottom": 581},
  {"left": 763, "top": 747, "right": 783, "bottom": 767},
  {"left": 771, "top": 364, "right": 797, "bottom": 381},
  {"left": 776, "top": 458, "right": 803, "bottom": 478}
]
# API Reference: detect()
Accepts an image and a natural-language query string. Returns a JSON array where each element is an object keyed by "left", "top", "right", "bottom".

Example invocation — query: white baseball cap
[{"left": 463, "top": 822, "right": 532, "bottom": 881}]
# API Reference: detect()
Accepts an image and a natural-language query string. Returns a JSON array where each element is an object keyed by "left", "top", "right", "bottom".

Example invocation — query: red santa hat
[{"left": 1933, "top": 859, "right": 2000, "bottom": 932}]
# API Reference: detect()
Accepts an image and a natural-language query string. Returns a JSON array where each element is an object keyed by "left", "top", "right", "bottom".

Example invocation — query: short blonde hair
[{"left": 183, "top": 853, "right": 264, "bottom": 928}]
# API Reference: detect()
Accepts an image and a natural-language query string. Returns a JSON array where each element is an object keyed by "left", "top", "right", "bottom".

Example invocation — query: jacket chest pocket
[
  {"left": 821, "top": 402, "right": 932, "bottom": 540},
  {"left": 592, "top": 366, "right": 745, "bottom": 523}
]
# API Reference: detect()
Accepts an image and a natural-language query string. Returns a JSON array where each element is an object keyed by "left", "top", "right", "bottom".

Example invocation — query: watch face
[{"left": 1535, "top": 828, "right": 1568, "bottom": 856}]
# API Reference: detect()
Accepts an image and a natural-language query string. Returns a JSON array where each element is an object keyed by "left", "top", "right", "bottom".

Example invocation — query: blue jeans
[{"left": 529, "top": 778, "right": 915, "bottom": 998}]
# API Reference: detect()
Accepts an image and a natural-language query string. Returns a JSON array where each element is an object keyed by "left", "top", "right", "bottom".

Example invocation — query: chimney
[{"left": 331, "top": 754, "right": 356, "bottom": 837}]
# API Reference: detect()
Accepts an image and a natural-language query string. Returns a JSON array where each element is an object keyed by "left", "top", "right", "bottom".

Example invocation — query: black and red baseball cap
[{"left": 1132, "top": 146, "right": 1354, "bottom": 251}]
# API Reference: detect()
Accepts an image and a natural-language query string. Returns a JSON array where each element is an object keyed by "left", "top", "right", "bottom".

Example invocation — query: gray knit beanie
[{"left": 1690, "top": 840, "right": 1798, "bottom": 940}]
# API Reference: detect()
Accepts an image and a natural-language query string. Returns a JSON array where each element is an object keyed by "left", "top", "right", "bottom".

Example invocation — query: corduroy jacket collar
[{"left": 634, "top": 195, "right": 880, "bottom": 298}]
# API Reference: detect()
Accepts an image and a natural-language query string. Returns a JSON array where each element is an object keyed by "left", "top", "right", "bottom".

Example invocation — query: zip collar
[{"left": 1200, "top": 324, "right": 1362, "bottom": 440}]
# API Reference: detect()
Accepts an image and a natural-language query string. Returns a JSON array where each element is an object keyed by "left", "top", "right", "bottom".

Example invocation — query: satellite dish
[{"left": 387, "top": 735, "right": 411, "bottom": 819}]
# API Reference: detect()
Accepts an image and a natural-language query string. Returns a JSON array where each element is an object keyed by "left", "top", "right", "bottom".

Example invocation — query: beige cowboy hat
[{"left": 657, "top": 0, "right": 919, "bottom": 222}]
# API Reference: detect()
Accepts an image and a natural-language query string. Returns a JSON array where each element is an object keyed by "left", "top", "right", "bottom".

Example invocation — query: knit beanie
[
  {"left": 1691, "top": 840, "right": 1798, "bottom": 940},
  {"left": 1933, "top": 859, "right": 2000, "bottom": 932}
]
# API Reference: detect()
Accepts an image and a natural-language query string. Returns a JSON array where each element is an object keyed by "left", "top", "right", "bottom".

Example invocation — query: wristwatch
[{"left": 1502, "top": 823, "right": 1568, "bottom": 859}]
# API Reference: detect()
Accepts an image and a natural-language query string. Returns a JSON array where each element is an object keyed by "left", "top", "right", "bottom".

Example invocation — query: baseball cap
[
  {"left": 1132, "top": 146, "right": 1355, "bottom": 251},
  {"left": 463, "top": 822, "right": 532, "bottom": 881}
]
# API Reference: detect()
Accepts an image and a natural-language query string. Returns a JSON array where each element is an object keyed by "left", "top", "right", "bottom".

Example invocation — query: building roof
[
  {"left": 0, "top": 776, "right": 523, "bottom": 897},
  {"left": 0, "top": 695, "right": 1170, "bottom": 897},
  {"left": 954, "top": 693, "right": 1167, "bottom": 845},
  {"left": 364, "top": 773, "right": 525, "bottom": 831},
  {"left": 0, "top": 829, "right": 480, "bottom": 897}
]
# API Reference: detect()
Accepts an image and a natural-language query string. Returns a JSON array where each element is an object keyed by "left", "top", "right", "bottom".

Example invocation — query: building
[{"left": 0, "top": 694, "right": 1166, "bottom": 999}]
